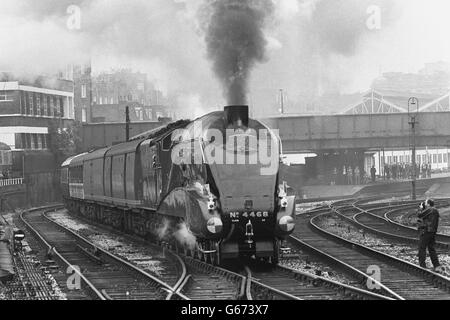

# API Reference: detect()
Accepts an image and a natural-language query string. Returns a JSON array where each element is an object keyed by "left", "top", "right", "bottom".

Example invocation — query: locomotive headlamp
[
  {"left": 279, "top": 216, "right": 295, "bottom": 232},
  {"left": 207, "top": 217, "right": 223, "bottom": 234},
  {"left": 207, "top": 196, "right": 217, "bottom": 211},
  {"left": 279, "top": 181, "right": 288, "bottom": 208}
]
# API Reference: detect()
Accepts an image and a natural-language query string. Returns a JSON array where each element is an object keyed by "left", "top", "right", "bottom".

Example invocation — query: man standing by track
[{"left": 417, "top": 199, "right": 442, "bottom": 272}]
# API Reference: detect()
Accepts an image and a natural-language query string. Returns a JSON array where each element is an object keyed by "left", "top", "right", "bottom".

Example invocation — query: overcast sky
[{"left": 1, "top": 0, "right": 449, "bottom": 116}]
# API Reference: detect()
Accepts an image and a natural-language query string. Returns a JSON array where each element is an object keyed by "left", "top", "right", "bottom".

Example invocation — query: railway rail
[
  {"left": 292, "top": 198, "right": 450, "bottom": 300},
  {"left": 245, "top": 262, "right": 391, "bottom": 300},
  {"left": 54, "top": 207, "right": 384, "bottom": 301},
  {"left": 20, "top": 206, "right": 185, "bottom": 300},
  {"left": 45, "top": 208, "right": 250, "bottom": 301},
  {"left": 331, "top": 199, "right": 450, "bottom": 248}
]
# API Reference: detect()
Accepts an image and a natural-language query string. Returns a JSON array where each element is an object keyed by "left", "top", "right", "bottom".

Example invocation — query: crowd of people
[
  {"left": 328, "top": 162, "right": 434, "bottom": 186},
  {"left": 329, "top": 166, "right": 369, "bottom": 186},
  {"left": 0, "top": 169, "right": 11, "bottom": 180},
  {"left": 383, "top": 163, "right": 432, "bottom": 180}
]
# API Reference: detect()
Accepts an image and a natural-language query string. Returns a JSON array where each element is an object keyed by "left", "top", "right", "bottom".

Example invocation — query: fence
[{"left": 0, "top": 178, "right": 24, "bottom": 188}]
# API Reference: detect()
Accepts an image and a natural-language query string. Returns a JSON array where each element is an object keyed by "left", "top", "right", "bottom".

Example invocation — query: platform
[{"left": 299, "top": 175, "right": 450, "bottom": 202}]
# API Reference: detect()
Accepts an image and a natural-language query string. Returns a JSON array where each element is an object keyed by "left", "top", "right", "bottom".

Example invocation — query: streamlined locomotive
[{"left": 61, "top": 106, "right": 296, "bottom": 264}]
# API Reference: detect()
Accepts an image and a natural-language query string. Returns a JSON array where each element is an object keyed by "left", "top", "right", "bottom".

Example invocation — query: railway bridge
[{"left": 263, "top": 112, "right": 450, "bottom": 153}]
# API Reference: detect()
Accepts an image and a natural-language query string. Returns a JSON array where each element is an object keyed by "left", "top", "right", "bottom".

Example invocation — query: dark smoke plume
[{"left": 201, "top": 0, "right": 274, "bottom": 105}]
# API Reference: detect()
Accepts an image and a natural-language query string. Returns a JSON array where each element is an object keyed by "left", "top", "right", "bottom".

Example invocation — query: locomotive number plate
[{"left": 228, "top": 211, "right": 270, "bottom": 222}]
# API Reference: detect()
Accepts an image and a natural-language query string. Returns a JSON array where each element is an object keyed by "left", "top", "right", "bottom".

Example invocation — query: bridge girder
[{"left": 263, "top": 112, "right": 450, "bottom": 153}]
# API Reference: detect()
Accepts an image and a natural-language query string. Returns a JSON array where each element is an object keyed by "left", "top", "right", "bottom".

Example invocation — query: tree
[{"left": 48, "top": 121, "right": 83, "bottom": 165}]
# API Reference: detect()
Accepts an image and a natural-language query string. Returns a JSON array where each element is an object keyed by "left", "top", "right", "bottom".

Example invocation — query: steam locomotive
[{"left": 61, "top": 106, "right": 296, "bottom": 264}]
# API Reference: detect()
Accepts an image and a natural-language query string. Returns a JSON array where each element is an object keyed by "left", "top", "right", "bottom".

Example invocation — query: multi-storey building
[
  {"left": 0, "top": 74, "right": 75, "bottom": 153},
  {"left": 92, "top": 70, "right": 164, "bottom": 107},
  {"left": 73, "top": 63, "right": 92, "bottom": 123}
]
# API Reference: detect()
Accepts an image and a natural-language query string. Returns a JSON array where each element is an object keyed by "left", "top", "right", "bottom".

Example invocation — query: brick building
[
  {"left": 92, "top": 70, "right": 164, "bottom": 107},
  {"left": 0, "top": 74, "right": 75, "bottom": 152},
  {"left": 91, "top": 102, "right": 172, "bottom": 123},
  {"left": 73, "top": 63, "right": 92, "bottom": 123}
]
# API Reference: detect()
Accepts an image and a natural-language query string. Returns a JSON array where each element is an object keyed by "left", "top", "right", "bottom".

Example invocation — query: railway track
[
  {"left": 245, "top": 262, "right": 390, "bottom": 300},
  {"left": 292, "top": 199, "right": 450, "bottom": 300},
  {"left": 60, "top": 207, "right": 377, "bottom": 301},
  {"left": 20, "top": 206, "right": 185, "bottom": 300},
  {"left": 1, "top": 209, "right": 64, "bottom": 300},
  {"left": 353, "top": 203, "right": 450, "bottom": 248},
  {"left": 21, "top": 199, "right": 448, "bottom": 301},
  {"left": 58, "top": 207, "right": 383, "bottom": 300},
  {"left": 327, "top": 198, "right": 450, "bottom": 248},
  {"left": 46, "top": 208, "right": 252, "bottom": 301},
  {"left": 174, "top": 258, "right": 245, "bottom": 300}
]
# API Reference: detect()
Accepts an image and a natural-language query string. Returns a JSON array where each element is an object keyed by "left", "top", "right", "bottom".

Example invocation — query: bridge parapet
[{"left": 263, "top": 112, "right": 450, "bottom": 152}]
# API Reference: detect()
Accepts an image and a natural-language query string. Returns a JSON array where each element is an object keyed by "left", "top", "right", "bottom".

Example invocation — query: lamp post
[
  {"left": 408, "top": 97, "right": 419, "bottom": 200},
  {"left": 125, "top": 106, "right": 130, "bottom": 142},
  {"left": 279, "top": 89, "right": 285, "bottom": 114}
]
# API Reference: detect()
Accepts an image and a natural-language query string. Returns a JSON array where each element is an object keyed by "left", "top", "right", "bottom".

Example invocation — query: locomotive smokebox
[{"left": 224, "top": 105, "right": 249, "bottom": 128}]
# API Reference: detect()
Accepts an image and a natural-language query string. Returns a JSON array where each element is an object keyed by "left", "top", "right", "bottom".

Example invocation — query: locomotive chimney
[{"left": 224, "top": 105, "right": 249, "bottom": 129}]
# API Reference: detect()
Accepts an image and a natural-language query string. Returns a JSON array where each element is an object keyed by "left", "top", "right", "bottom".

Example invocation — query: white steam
[{"left": 173, "top": 223, "right": 197, "bottom": 251}]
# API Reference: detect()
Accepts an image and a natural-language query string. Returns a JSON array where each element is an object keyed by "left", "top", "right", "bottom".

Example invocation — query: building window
[
  {"left": 146, "top": 108, "right": 153, "bottom": 120},
  {"left": 39, "top": 134, "right": 45, "bottom": 149},
  {"left": 99, "top": 97, "right": 103, "bottom": 105},
  {"left": 0, "top": 91, "right": 12, "bottom": 102},
  {"left": 433, "top": 154, "right": 437, "bottom": 164},
  {"left": 49, "top": 96, "right": 54, "bottom": 117},
  {"left": 26, "top": 134, "right": 31, "bottom": 149},
  {"left": 37, "top": 134, "right": 43, "bottom": 149},
  {"left": 42, "top": 94, "right": 47, "bottom": 116},
  {"left": 20, "top": 92, "right": 25, "bottom": 114},
  {"left": 36, "top": 94, "right": 41, "bottom": 116},
  {"left": 32, "top": 134, "right": 39, "bottom": 149},
  {"left": 82, "top": 108, "right": 87, "bottom": 123},
  {"left": 445, "top": 153, "right": 448, "bottom": 163},
  {"left": 59, "top": 97, "right": 64, "bottom": 117},
  {"left": 93, "top": 95, "right": 97, "bottom": 103},
  {"left": 15, "top": 133, "right": 23, "bottom": 149},
  {"left": 110, "top": 97, "right": 114, "bottom": 104},
  {"left": 81, "top": 84, "right": 87, "bottom": 98},
  {"left": 422, "top": 155, "right": 427, "bottom": 163},
  {"left": 29, "top": 93, "right": 34, "bottom": 115},
  {"left": 438, "top": 154, "right": 443, "bottom": 164},
  {"left": 23, "top": 92, "right": 29, "bottom": 115}
]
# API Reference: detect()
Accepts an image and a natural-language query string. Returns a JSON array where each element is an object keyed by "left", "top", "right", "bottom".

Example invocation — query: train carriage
[
  {"left": 62, "top": 106, "right": 296, "bottom": 265},
  {"left": 67, "top": 153, "right": 87, "bottom": 200},
  {"left": 104, "top": 139, "right": 144, "bottom": 207},
  {"left": 83, "top": 147, "right": 109, "bottom": 202}
]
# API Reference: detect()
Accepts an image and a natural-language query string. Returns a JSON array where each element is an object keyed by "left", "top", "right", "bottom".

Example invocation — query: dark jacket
[{"left": 418, "top": 207, "right": 440, "bottom": 233}]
